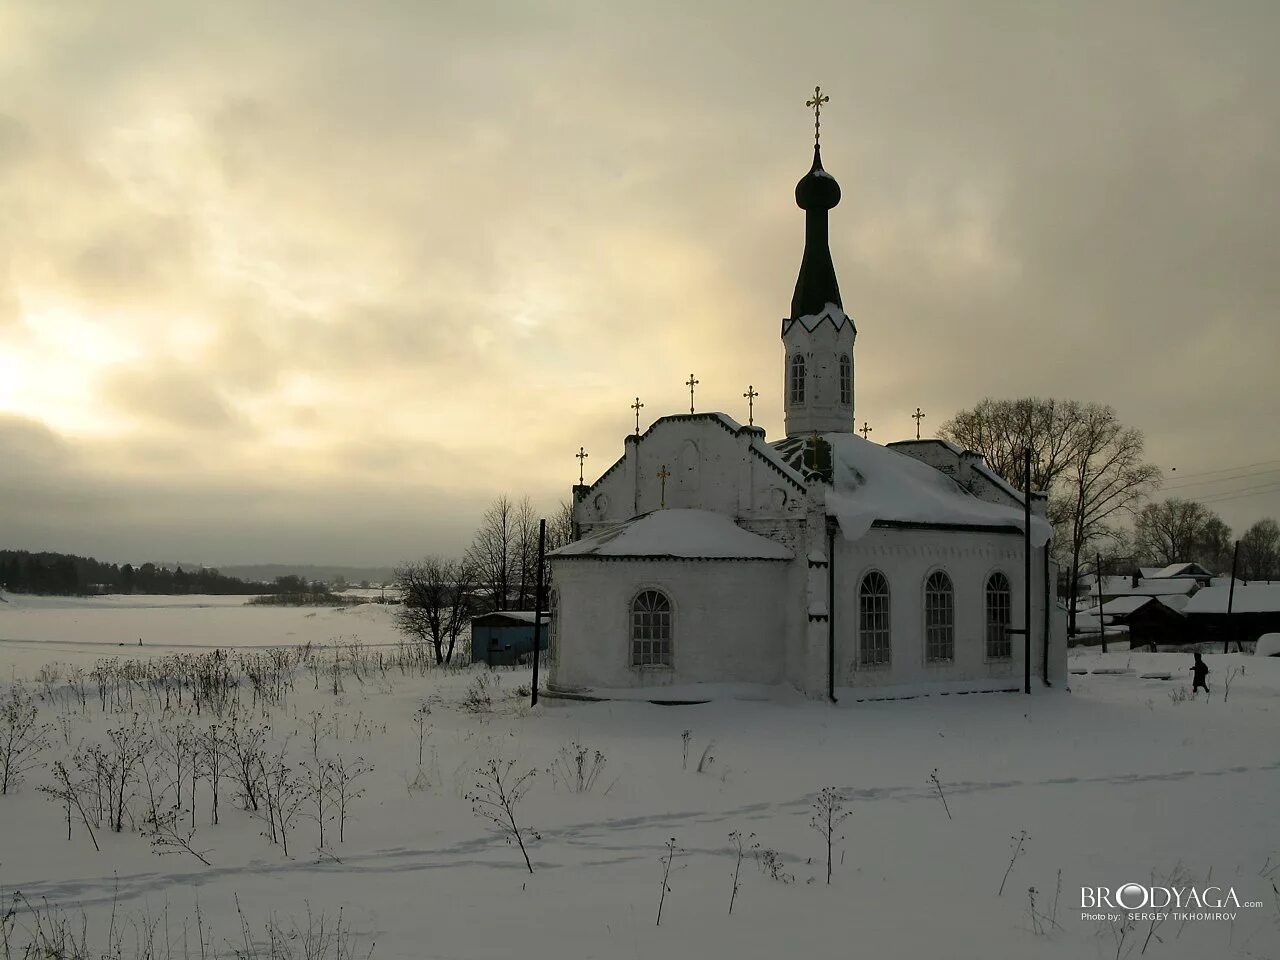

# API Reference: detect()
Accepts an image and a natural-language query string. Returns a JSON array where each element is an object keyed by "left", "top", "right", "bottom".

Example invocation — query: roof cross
[
  {"left": 806, "top": 85, "right": 830, "bottom": 146},
  {"left": 743, "top": 384, "right": 759, "bottom": 426},
  {"left": 631, "top": 397, "right": 644, "bottom": 436},
  {"left": 859, "top": 421, "right": 872, "bottom": 439},
  {"left": 657, "top": 464, "right": 671, "bottom": 509},
  {"left": 686, "top": 373, "right": 699, "bottom": 415},
  {"left": 912, "top": 407, "right": 926, "bottom": 440},
  {"left": 576, "top": 446, "right": 589, "bottom": 485}
]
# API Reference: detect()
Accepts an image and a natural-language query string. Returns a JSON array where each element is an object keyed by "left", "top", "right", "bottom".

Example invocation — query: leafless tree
[
  {"left": 332, "top": 753, "right": 371, "bottom": 843},
  {"left": 0, "top": 684, "right": 51, "bottom": 794},
  {"left": 513, "top": 495, "right": 539, "bottom": 609},
  {"left": 465, "top": 758, "right": 539, "bottom": 873},
  {"left": 1240, "top": 518, "right": 1280, "bottom": 580},
  {"left": 810, "top": 787, "right": 851, "bottom": 885},
  {"left": 1063, "top": 406, "right": 1161, "bottom": 634},
  {"left": 939, "top": 398, "right": 1085, "bottom": 492},
  {"left": 1134, "top": 498, "right": 1224, "bottom": 566},
  {"left": 467, "top": 495, "right": 516, "bottom": 611},
  {"left": 394, "top": 556, "right": 477, "bottom": 665},
  {"left": 547, "top": 499, "right": 575, "bottom": 550}
]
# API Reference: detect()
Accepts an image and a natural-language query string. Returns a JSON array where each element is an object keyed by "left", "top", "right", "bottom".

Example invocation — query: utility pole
[
  {"left": 1224, "top": 539, "right": 1240, "bottom": 653},
  {"left": 1023, "top": 448, "right": 1032, "bottom": 694},
  {"left": 1097, "top": 552, "right": 1107, "bottom": 654},
  {"left": 530, "top": 519, "right": 546, "bottom": 707}
]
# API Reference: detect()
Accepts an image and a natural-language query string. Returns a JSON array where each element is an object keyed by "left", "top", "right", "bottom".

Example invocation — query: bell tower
[{"left": 782, "top": 87, "right": 856, "bottom": 439}]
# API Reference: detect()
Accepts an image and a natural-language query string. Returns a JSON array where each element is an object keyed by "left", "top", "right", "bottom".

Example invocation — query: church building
[{"left": 547, "top": 107, "right": 1067, "bottom": 701}]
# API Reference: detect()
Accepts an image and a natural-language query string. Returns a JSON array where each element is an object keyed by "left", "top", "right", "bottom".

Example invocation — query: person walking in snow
[{"left": 1190, "top": 651, "right": 1210, "bottom": 695}]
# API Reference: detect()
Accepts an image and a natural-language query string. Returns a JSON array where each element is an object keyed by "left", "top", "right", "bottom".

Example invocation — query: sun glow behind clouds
[{"left": 2, "top": 301, "right": 144, "bottom": 435}]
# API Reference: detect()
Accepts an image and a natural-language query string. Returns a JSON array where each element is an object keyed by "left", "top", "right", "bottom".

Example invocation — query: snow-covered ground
[{"left": 1, "top": 594, "right": 1277, "bottom": 958}]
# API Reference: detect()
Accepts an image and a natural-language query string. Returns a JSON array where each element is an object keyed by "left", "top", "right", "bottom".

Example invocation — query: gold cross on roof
[{"left": 806, "top": 85, "right": 830, "bottom": 146}]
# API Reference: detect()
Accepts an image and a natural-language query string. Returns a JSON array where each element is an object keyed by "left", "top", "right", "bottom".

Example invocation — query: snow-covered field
[{"left": 1, "top": 594, "right": 1277, "bottom": 958}]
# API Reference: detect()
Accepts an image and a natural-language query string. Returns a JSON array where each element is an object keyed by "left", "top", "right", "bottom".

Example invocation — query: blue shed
[{"left": 470, "top": 611, "right": 550, "bottom": 665}]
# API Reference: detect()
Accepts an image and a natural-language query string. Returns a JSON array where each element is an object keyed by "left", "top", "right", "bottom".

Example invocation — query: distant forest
[{"left": 0, "top": 549, "right": 311, "bottom": 597}]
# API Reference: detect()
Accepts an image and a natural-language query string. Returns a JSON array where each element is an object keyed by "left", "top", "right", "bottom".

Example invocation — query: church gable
[{"left": 574, "top": 413, "right": 806, "bottom": 533}]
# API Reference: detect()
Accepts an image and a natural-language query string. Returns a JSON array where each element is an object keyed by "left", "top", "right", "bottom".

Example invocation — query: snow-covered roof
[
  {"left": 1183, "top": 583, "right": 1280, "bottom": 614},
  {"left": 473, "top": 611, "right": 548, "bottom": 625},
  {"left": 1086, "top": 576, "right": 1200, "bottom": 597},
  {"left": 1149, "top": 562, "right": 1214, "bottom": 580},
  {"left": 775, "top": 434, "right": 1052, "bottom": 545},
  {"left": 1087, "top": 595, "right": 1189, "bottom": 618},
  {"left": 550, "top": 509, "right": 793, "bottom": 561}
]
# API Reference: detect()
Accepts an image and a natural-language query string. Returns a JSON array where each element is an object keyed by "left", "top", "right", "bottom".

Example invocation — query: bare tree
[
  {"left": 1134, "top": 498, "right": 1221, "bottom": 566},
  {"left": 0, "top": 684, "right": 51, "bottom": 794},
  {"left": 809, "top": 787, "right": 851, "bottom": 885},
  {"left": 513, "top": 496, "right": 539, "bottom": 609},
  {"left": 939, "top": 398, "right": 1085, "bottom": 492},
  {"left": 1191, "top": 515, "right": 1235, "bottom": 574},
  {"left": 467, "top": 495, "right": 516, "bottom": 611},
  {"left": 1240, "top": 518, "right": 1280, "bottom": 580},
  {"left": 394, "top": 556, "right": 477, "bottom": 665},
  {"left": 1063, "top": 406, "right": 1161, "bottom": 634},
  {"left": 546, "top": 499, "right": 575, "bottom": 551},
  {"left": 465, "top": 758, "right": 539, "bottom": 874}
]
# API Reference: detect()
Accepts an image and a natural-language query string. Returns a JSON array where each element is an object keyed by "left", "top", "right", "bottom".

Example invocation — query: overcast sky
[{"left": 1, "top": 2, "right": 1277, "bottom": 566}]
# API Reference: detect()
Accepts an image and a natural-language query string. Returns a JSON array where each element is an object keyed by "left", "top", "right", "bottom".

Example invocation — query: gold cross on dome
[{"left": 806, "top": 86, "right": 830, "bottom": 146}]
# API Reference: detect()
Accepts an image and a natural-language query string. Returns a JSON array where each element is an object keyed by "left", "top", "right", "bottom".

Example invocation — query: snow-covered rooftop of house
[
  {"left": 777, "top": 434, "right": 1052, "bottom": 545},
  {"left": 549, "top": 509, "right": 793, "bottom": 561},
  {"left": 1183, "top": 582, "right": 1280, "bottom": 614},
  {"left": 1149, "top": 562, "right": 1214, "bottom": 579},
  {"left": 1086, "top": 575, "right": 1200, "bottom": 597}
]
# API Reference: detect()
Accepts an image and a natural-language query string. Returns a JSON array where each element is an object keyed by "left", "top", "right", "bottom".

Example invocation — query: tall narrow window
[
  {"left": 631, "top": 590, "right": 672, "bottom": 667},
  {"left": 924, "top": 571, "right": 954, "bottom": 662},
  {"left": 790, "top": 354, "right": 806, "bottom": 404},
  {"left": 985, "top": 572, "right": 1012, "bottom": 659},
  {"left": 859, "top": 571, "right": 891, "bottom": 667},
  {"left": 839, "top": 354, "right": 852, "bottom": 405}
]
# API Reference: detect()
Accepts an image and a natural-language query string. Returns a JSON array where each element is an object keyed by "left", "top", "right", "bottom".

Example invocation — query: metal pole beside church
[
  {"left": 1024, "top": 448, "right": 1032, "bottom": 695},
  {"left": 530, "top": 519, "right": 546, "bottom": 707}
]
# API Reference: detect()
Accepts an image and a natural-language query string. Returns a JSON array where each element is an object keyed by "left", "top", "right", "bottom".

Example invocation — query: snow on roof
[
  {"left": 473, "top": 611, "right": 548, "bottom": 624},
  {"left": 808, "top": 434, "right": 1052, "bottom": 546},
  {"left": 550, "top": 509, "right": 793, "bottom": 561},
  {"left": 1183, "top": 583, "right": 1280, "bottom": 614},
  {"left": 1087, "top": 576, "right": 1199, "bottom": 597},
  {"left": 1100, "top": 595, "right": 1156, "bottom": 616},
  {"left": 1149, "top": 562, "right": 1214, "bottom": 579},
  {"left": 1139, "top": 566, "right": 1163, "bottom": 579}
]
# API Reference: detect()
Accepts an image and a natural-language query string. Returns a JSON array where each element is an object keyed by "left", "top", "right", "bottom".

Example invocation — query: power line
[
  {"left": 1162, "top": 466, "right": 1280, "bottom": 493},
  {"left": 1161, "top": 458, "right": 1280, "bottom": 483},
  {"left": 1196, "top": 480, "right": 1280, "bottom": 506}
]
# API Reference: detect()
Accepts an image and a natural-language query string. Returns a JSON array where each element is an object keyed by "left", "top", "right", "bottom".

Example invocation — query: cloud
[{"left": 0, "top": 1, "right": 1277, "bottom": 562}]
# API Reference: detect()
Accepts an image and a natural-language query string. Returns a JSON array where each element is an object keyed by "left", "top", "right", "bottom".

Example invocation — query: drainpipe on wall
[
  {"left": 827, "top": 520, "right": 837, "bottom": 704},
  {"left": 1042, "top": 539, "right": 1052, "bottom": 687}
]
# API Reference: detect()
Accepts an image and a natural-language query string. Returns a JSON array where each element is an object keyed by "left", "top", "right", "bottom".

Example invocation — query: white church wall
[
  {"left": 782, "top": 313, "right": 856, "bottom": 437},
  {"left": 830, "top": 527, "right": 1051, "bottom": 690},
  {"left": 575, "top": 417, "right": 803, "bottom": 535},
  {"left": 547, "top": 558, "right": 789, "bottom": 691}
]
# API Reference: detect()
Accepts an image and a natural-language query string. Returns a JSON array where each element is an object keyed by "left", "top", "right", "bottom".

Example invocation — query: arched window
[
  {"left": 839, "top": 354, "right": 852, "bottom": 405},
  {"left": 631, "top": 590, "right": 672, "bottom": 667},
  {"left": 859, "top": 571, "right": 891, "bottom": 667},
  {"left": 985, "top": 572, "right": 1012, "bottom": 659},
  {"left": 924, "top": 571, "right": 954, "bottom": 662},
  {"left": 789, "top": 354, "right": 806, "bottom": 404}
]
